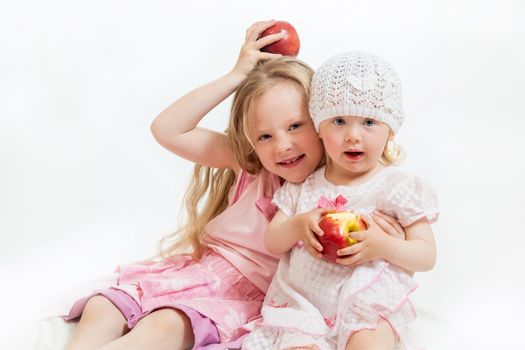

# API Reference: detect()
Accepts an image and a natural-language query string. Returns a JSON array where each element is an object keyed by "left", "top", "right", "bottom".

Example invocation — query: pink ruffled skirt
[
  {"left": 243, "top": 247, "right": 419, "bottom": 350},
  {"left": 67, "top": 249, "right": 264, "bottom": 347}
]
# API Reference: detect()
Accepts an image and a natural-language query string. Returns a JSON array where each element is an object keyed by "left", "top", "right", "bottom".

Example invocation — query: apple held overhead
[{"left": 259, "top": 21, "right": 300, "bottom": 57}]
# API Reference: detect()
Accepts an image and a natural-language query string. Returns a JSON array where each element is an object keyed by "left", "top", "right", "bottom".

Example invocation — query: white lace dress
[{"left": 243, "top": 166, "right": 439, "bottom": 350}]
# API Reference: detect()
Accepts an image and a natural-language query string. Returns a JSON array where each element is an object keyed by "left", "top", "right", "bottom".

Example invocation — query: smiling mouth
[{"left": 278, "top": 154, "right": 305, "bottom": 167}]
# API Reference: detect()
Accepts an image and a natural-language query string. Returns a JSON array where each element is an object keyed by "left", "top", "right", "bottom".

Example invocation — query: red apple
[
  {"left": 259, "top": 21, "right": 300, "bottom": 57},
  {"left": 318, "top": 212, "right": 367, "bottom": 262}
]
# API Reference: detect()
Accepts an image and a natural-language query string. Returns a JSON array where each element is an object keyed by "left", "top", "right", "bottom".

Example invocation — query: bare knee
[
  {"left": 133, "top": 308, "right": 194, "bottom": 349},
  {"left": 83, "top": 295, "right": 121, "bottom": 318},
  {"left": 81, "top": 295, "right": 128, "bottom": 331},
  {"left": 65, "top": 295, "right": 128, "bottom": 350},
  {"left": 83, "top": 295, "right": 116, "bottom": 314},
  {"left": 345, "top": 320, "right": 396, "bottom": 350},
  {"left": 146, "top": 308, "right": 191, "bottom": 332}
]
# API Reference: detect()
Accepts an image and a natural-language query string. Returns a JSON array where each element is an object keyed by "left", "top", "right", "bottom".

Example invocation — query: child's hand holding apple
[{"left": 318, "top": 211, "right": 367, "bottom": 262}]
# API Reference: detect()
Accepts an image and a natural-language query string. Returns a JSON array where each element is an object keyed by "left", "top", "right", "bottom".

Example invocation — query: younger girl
[{"left": 243, "top": 52, "right": 439, "bottom": 350}]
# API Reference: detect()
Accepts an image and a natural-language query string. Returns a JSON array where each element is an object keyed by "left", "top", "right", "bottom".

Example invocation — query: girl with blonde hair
[
  {"left": 64, "top": 20, "right": 325, "bottom": 350},
  {"left": 64, "top": 23, "right": 406, "bottom": 350}
]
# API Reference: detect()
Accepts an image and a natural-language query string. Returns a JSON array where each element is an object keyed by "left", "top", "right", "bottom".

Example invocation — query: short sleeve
[
  {"left": 272, "top": 181, "right": 301, "bottom": 217},
  {"left": 381, "top": 174, "right": 439, "bottom": 227}
]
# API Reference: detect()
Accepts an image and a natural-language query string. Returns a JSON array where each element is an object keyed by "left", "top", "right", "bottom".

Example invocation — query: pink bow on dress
[{"left": 316, "top": 195, "right": 348, "bottom": 211}]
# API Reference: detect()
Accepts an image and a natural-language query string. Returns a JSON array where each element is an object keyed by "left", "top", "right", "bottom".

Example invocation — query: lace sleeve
[{"left": 381, "top": 174, "right": 439, "bottom": 227}]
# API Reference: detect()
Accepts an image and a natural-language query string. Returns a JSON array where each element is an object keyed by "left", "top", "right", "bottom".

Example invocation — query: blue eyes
[
  {"left": 363, "top": 118, "right": 376, "bottom": 126},
  {"left": 332, "top": 118, "right": 376, "bottom": 126},
  {"left": 256, "top": 122, "right": 303, "bottom": 141},
  {"left": 290, "top": 123, "right": 302, "bottom": 130}
]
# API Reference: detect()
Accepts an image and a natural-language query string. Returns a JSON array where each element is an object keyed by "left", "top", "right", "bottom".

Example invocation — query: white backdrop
[{"left": 1, "top": 0, "right": 524, "bottom": 349}]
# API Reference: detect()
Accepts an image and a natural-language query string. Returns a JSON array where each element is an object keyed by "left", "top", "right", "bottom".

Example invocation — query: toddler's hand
[
  {"left": 335, "top": 215, "right": 389, "bottom": 266},
  {"left": 372, "top": 211, "right": 406, "bottom": 241},
  {"left": 231, "top": 20, "right": 285, "bottom": 78},
  {"left": 296, "top": 208, "right": 334, "bottom": 259}
]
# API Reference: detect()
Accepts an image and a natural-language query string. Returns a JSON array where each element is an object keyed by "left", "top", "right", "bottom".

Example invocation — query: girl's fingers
[
  {"left": 313, "top": 239, "right": 323, "bottom": 252},
  {"left": 373, "top": 211, "right": 405, "bottom": 237},
  {"left": 311, "top": 242, "right": 323, "bottom": 254},
  {"left": 310, "top": 222, "right": 324, "bottom": 237},
  {"left": 374, "top": 211, "right": 399, "bottom": 227},
  {"left": 318, "top": 207, "right": 336, "bottom": 216},
  {"left": 307, "top": 231, "right": 323, "bottom": 251},
  {"left": 349, "top": 230, "right": 365, "bottom": 242},
  {"left": 306, "top": 245, "right": 323, "bottom": 259},
  {"left": 336, "top": 242, "right": 362, "bottom": 257},
  {"left": 337, "top": 247, "right": 353, "bottom": 257},
  {"left": 336, "top": 252, "right": 361, "bottom": 266},
  {"left": 359, "top": 214, "right": 376, "bottom": 229},
  {"left": 370, "top": 213, "right": 394, "bottom": 234},
  {"left": 258, "top": 52, "right": 282, "bottom": 61},
  {"left": 245, "top": 21, "right": 266, "bottom": 40},
  {"left": 246, "top": 20, "right": 276, "bottom": 41},
  {"left": 255, "top": 32, "right": 285, "bottom": 50},
  {"left": 315, "top": 207, "right": 336, "bottom": 225}
]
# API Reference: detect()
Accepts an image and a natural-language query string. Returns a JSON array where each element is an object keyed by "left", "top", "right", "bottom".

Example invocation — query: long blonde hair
[{"left": 157, "top": 57, "right": 314, "bottom": 260}]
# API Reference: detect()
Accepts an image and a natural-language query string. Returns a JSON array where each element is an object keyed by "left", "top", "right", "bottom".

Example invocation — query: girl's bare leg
[
  {"left": 345, "top": 320, "right": 396, "bottom": 350},
  {"left": 98, "top": 308, "right": 194, "bottom": 350},
  {"left": 65, "top": 295, "right": 128, "bottom": 350}
]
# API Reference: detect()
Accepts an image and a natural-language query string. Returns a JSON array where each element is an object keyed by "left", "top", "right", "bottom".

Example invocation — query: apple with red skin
[
  {"left": 259, "top": 21, "right": 300, "bottom": 57},
  {"left": 318, "top": 211, "right": 367, "bottom": 262}
]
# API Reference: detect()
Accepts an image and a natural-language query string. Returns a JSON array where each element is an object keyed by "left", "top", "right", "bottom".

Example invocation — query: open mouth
[
  {"left": 278, "top": 154, "right": 305, "bottom": 168},
  {"left": 344, "top": 151, "right": 364, "bottom": 160}
]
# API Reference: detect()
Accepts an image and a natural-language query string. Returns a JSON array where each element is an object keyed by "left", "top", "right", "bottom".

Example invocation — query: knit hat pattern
[{"left": 309, "top": 52, "right": 405, "bottom": 133}]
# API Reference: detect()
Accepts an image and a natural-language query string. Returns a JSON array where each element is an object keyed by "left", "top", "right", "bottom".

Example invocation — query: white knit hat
[{"left": 309, "top": 52, "right": 405, "bottom": 133}]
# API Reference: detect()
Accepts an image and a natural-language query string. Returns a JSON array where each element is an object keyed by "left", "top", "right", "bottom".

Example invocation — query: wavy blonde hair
[
  {"left": 157, "top": 57, "right": 315, "bottom": 260},
  {"left": 380, "top": 131, "right": 405, "bottom": 166}
]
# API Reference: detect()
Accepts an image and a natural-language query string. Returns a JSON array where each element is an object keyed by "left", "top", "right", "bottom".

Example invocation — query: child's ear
[{"left": 388, "top": 129, "right": 395, "bottom": 141}]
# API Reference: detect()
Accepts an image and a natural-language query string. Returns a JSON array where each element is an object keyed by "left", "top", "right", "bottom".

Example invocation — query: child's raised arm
[{"left": 150, "top": 20, "right": 284, "bottom": 170}]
